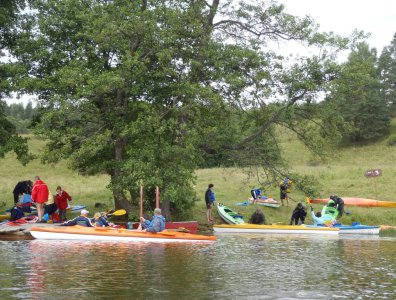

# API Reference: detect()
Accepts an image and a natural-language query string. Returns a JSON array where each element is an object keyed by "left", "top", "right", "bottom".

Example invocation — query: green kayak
[{"left": 216, "top": 203, "right": 245, "bottom": 224}]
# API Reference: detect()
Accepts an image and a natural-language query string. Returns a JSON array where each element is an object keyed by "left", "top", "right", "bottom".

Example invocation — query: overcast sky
[
  {"left": 6, "top": 0, "right": 396, "bottom": 105},
  {"left": 279, "top": 0, "right": 396, "bottom": 52}
]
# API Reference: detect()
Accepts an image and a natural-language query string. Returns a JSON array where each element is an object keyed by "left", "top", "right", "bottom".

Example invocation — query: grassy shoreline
[{"left": 1, "top": 132, "right": 396, "bottom": 227}]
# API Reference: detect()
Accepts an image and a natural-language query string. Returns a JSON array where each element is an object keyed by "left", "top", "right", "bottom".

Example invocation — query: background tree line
[
  {"left": 3, "top": 101, "right": 36, "bottom": 133},
  {"left": 1, "top": 0, "right": 396, "bottom": 218}
]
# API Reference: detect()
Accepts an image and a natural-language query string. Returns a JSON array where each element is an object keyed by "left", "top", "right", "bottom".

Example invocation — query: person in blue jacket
[
  {"left": 10, "top": 202, "right": 24, "bottom": 221},
  {"left": 60, "top": 209, "right": 94, "bottom": 227},
  {"left": 310, "top": 206, "right": 334, "bottom": 225},
  {"left": 205, "top": 184, "right": 215, "bottom": 223},
  {"left": 139, "top": 208, "right": 166, "bottom": 233},
  {"left": 250, "top": 188, "right": 262, "bottom": 204},
  {"left": 93, "top": 212, "right": 109, "bottom": 227}
]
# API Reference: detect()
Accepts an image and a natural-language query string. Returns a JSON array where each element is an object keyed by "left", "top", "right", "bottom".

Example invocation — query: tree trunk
[
  {"left": 111, "top": 135, "right": 133, "bottom": 212},
  {"left": 160, "top": 199, "right": 171, "bottom": 222}
]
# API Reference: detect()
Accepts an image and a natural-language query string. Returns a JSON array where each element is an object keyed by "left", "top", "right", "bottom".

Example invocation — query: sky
[
  {"left": 5, "top": 0, "right": 396, "bottom": 105},
  {"left": 278, "top": 0, "right": 396, "bottom": 52}
]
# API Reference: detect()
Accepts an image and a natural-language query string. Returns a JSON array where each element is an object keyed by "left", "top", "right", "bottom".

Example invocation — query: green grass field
[{"left": 1, "top": 124, "right": 396, "bottom": 226}]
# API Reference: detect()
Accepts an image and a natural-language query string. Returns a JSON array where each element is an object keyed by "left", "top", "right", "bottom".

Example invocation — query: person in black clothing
[
  {"left": 249, "top": 207, "right": 266, "bottom": 224},
  {"left": 330, "top": 195, "right": 345, "bottom": 217},
  {"left": 12, "top": 180, "right": 33, "bottom": 204},
  {"left": 289, "top": 202, "right": 307, "bottom": 225}
]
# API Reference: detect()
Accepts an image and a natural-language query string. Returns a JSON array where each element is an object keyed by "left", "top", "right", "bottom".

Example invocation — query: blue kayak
[{"left": 305, "top": 223, "right": 380, "bottom": 235}]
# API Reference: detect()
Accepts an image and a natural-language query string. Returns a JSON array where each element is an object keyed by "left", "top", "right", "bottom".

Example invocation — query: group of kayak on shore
[{"left": 7, "top": 178, "right": 167, "bottom": 233}]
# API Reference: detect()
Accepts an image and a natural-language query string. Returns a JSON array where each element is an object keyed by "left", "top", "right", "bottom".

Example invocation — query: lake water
[{"left": 0, "top": 233, "right": 395, "bottom": 299}]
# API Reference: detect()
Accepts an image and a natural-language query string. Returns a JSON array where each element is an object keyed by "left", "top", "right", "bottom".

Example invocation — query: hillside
[{"left": 1, "top": 122, "right": 396, "bottom": 226}]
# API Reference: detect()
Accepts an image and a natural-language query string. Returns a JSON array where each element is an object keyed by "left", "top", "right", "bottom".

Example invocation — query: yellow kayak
[{"left": 0, "top": 214, "right": 10, "bottom": 222}]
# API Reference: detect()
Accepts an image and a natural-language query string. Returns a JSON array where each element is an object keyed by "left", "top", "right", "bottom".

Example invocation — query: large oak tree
[{"left": 9, "top": 0, "right": 352, "bottom": 216}]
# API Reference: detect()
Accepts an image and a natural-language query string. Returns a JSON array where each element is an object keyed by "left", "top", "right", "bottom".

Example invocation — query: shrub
[{"left": 387, "top": 134, "right": 396, "bottom": 146}]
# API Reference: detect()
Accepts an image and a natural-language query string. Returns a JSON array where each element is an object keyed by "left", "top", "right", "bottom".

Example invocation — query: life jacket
[{"left": 321, "top": 205, "right": 339, "bottom": 220}]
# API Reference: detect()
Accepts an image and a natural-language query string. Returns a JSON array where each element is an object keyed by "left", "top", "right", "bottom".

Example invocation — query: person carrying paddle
[
  {"left": 139, "top": 208, "right": 165, "bottom": 233},
  {"left": 93, "top": 212, "right": 110, "bottom": 227},
  {"left": 279, "top": 177, "right": 292, "bottom": 207},
  {"left": 205, "top": 183, "right": 215, "bottom": 223}
]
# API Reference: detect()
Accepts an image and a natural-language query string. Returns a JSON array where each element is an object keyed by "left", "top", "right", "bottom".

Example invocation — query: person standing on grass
[
  {"left": 205, "top": 184, "right": 215, "bottom": 223},
  {"left": 55, "top": 186, "right": 73, "bottom": 222},
  {"left": 31, "top": 176, "right": 49, "bottom": 223},
  {"left": 279, "top": 177, "right": 292, "bottom": 207}
]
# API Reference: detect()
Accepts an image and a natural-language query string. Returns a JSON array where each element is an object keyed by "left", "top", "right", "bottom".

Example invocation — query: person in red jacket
[
  {"left": 55, "top": 186, "right": 72, "bottom": 221},
  {"left": 31, "top": 176, "right": 49, "bottom": 223}
]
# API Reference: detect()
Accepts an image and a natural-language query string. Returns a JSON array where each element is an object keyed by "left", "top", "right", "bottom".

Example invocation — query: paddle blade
[
  {"left": 113, "top": 209, "right": 127, "bottom": 216},
  {"left": 306, "top": 197, "right": 311, "bottom": 204},
  {"left": 159, "top": 230, "right": 177, "bottom": 236}
]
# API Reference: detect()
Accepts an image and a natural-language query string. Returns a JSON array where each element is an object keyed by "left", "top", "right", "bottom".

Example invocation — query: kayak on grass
[
  {"left": 308, "top": 197, "right": 396, "bottom": 208},
  {"left": 29, "top": 225, "right": 216, "bottom": 243},
  {"left": 248, "top": 197, "right": 280, "bottom": 208},
  {"left": 217, "top": 203, "right": 245, "bottom": 225}
]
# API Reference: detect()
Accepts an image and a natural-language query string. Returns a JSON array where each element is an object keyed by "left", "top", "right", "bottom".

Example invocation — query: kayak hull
[
  {"left": 216, "top": 203, "right": 245, "bottom": 225},
  {"left": 305, "top": 224, "right": 380, "bottom": 235},
  {"left": 30, "top": 226, "right": 216, "bottom": 243},
  {"left": 213, "top": 224, "right": 339, "bottom": 235},
  {"left": 309, "top": 197, "right": 396, "bottom": 208},
  {"left": 248, "top": 198, "right": 280, "bottom": 208}
]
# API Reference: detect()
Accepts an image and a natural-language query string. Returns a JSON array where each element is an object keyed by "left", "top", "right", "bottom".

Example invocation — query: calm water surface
[{"left": 0, "top": 234, "right": 395, "bottom": 299}]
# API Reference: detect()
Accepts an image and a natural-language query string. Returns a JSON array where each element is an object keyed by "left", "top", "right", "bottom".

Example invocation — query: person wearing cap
[
  {"left": 60, "top": 209, "right": 94, "bottom": 227},
  {"left": 138, "top": 208, "right": 165, "bottom": 233}
]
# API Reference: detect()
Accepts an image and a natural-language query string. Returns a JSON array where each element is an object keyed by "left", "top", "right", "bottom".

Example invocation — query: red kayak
[{"left": 307, "top": 197, "right": 396, "bottom": 208}]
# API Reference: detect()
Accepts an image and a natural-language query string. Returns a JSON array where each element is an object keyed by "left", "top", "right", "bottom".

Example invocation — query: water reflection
[{"left": 0, "top": 235, "right": 395, "bottom": 299}]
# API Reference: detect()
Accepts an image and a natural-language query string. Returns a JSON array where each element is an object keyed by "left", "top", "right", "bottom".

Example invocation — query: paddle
[{"left": 107, "top": 209, "right": 127, "bottom": 217}]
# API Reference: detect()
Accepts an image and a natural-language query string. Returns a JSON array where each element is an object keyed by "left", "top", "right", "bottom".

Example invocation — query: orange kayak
[
  {"left": 308, "top": 197, "right": 396, "bottom": 208},
  {"left": 30, "top": 226, "right": 216, "bottom": 243}
]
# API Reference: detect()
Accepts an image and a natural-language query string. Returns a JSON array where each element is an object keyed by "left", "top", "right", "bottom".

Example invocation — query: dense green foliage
[
  {"left": 5, "top": 0, "right": 396, "bottom": 217},
  {"left": 379, "top": 33, "right": 396, "bottom": 116},
  {"left": 0, "top": 1, "right": 33, "bottom": 165},
  {"left": 327, "top": 43, "right": 391, "bottom": 142},
  {"left": 4, "top": 102, "right": 36, "bottom": 133}
]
